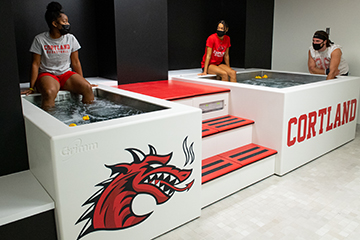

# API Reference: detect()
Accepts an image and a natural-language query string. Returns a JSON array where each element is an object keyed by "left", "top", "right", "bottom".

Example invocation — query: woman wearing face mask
[
  {"left": 198, "top": 20, "right": 236, "bottom": 82},
  {"left": 308, "top": 30, "right": 349, "bottom": 80},
  {"left": 22, "top": 1, "right": 94, "bottom": 109}
]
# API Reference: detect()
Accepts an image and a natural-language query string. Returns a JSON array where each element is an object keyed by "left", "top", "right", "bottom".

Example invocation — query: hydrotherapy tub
[
  {"left": 22, "top": 85, "right": 202, "bottom": 240},
  {"left": 172, "top": 70, "right": 360, "bottom": 175}
]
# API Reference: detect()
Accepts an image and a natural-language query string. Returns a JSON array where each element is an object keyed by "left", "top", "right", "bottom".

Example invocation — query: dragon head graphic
[{"left": 76, "top": 138, "right": 195, "bottom": 239}]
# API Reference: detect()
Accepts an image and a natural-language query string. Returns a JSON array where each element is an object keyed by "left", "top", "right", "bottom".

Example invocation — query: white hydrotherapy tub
[
  {"left": 172, "top": 70, "right": 360, "bottom": 175},
  {"left": 22, "top": 85, "right": 202, "bottom": 240}
]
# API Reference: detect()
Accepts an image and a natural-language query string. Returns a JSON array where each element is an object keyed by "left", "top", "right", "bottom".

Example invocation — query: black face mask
[
  {"left": 313, "top": 42, "right": 324, "bottom": 51},
  {"left": 59, "top": 24, "right": 71, "bottom": 35},
  {"left": 217, "top": 30, "right": 225, "bottom": 37}
]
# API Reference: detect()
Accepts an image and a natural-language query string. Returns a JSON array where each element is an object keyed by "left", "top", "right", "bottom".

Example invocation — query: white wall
[{"left": 272, "top": 0, "right": 360, "bottom": 76}]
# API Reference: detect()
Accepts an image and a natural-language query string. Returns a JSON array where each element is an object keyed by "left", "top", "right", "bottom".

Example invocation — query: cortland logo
[
  {"left": 217, "top": 46, "right": 225, "bottom": 52},
  {"left": 213, "top": 49, "right": 225, "bottom": 58},
  {"left": 287, "top": 99, "right": 357, "bottom": 147},
  {"left": 75, "top": 137, "right": 195, "bottom": 239},
  {"left": 315, "top": 57, "right": 330, "bottom": 70},
  {"left": 61, "top": 139, "right": 98, "bottom": 159}
]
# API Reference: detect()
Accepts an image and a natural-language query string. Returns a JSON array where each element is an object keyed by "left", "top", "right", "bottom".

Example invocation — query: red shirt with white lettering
[{"left": 201, "top": 33, "right": 231, "bottom": 68}]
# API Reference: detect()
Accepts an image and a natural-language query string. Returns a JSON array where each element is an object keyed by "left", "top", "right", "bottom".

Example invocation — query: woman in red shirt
[{"left": 198, "top": 20, "right": 236, "bottom": 82}]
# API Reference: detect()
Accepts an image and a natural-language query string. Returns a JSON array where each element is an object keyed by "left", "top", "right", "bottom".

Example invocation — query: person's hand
[
  {"left": 90, "top": 84, "right": 98, "bottom": 88},
  {"left": 21, "top": 88, "right": 34, "bottom": 95},
  {"left": 326, "top": 68, "right": 340, "bottom": 76},
  {"left": 198, "top": 72, "right": 207, "bottom": 76}
]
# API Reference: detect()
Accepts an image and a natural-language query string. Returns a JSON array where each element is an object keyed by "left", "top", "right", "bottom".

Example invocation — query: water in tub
[
  {"left": 241, "top": 75, "right": 307, "bottom": 88},
  {"left": 201, "top": 71, "right": 326, "bottom": 88},
  {"left": 30, "top": 93, "right": 145, "bottom": 126}
]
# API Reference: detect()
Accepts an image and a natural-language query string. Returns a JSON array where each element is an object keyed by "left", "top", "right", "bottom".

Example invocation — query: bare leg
[
  {"left": 218, "top": 64, "right": 237, "bottom": 82},
  {"left": 208, "top": 65, "right": 230, "bottom": 81},
  {"left": 63, "top": 74, "right": 94, "bottom": 103},
  {"left": 35, "top": 76, "right": 60, "bottom": 109}
]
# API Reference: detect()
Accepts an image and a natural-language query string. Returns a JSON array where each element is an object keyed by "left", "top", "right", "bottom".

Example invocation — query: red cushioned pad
[
  {"left": 116, "top": 80, "right": 230, "bottom": 101},
  {"left": 202, "top": 155, "right": 242, "bottom": 184},
  {"left": 202, "top": 115, "right": 254, "bottom": 137},
  {"left": 219, "top": 143, "right": 277, "bottom": 166}
]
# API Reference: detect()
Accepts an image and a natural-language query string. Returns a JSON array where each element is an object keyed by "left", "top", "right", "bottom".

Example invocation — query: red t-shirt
[{"left": 201, "top": 33, "right": 231, "bottom": 68}]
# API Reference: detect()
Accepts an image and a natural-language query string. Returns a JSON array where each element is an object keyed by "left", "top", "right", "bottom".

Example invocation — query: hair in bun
[
  {"left": 47, "top": 1, "right": 62, "bottom": 11},
  {"left": 45, "top": 2, "right": 63, "bottom": 28}
]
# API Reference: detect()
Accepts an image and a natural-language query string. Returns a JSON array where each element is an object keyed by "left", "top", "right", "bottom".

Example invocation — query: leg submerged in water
[
  {"left": 36, "top": 75, "right": 61, "bottom": 110},
  {"left": 63, "top": 73, "right": 94, "bottom": 104},
  {"left": 218, "top": 64, "right": 237, "bottom": 82}
]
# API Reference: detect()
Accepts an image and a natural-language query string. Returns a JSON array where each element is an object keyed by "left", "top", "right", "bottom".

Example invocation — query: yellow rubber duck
[
  {"left": 255, "top": 76, "right": 262, "bottom": 79},
  {"left": 82, "top": 115, "right": 90, "bottom": 121},
  {"left": 69, "top": 123, "right": 77, "bottom": 127},
  {"left": 262, "top": 75, "right": 268, "bottom": 78}
]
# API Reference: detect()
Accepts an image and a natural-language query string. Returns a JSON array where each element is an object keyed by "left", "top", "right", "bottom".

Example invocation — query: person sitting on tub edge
[
  {"left": 308, "top": 30, "right": 349, "bottom": 80},
  {"left": 198, "top": 20, "right": 237, "bottom": 82},
  {"left": 21, "top": 1, "right": 94, "bottom": 109}
]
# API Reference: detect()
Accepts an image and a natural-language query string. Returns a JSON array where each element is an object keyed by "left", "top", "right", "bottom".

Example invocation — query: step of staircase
[
  {"left": 201, "top": 114, "right": 277, "bottom": 208},
  {"left": 202, "top": 115, "right": 255, "bottom": 159},
  {"left": 202, "top": 143, "right": 277, "bottom": 184},
  {"left": 0, "top": 170, "right": 55, "bottom": 231},
  {"left": 201, "top": 144, "right": 277, "bottom": 208},
  {"left": 202, "top": 115, "right": 254, "bottom": 137}
]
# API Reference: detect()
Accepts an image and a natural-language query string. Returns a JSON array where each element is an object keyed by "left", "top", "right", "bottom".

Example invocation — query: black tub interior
[{"left": 24, "top": 88, "right": 168, "bottom": 126}]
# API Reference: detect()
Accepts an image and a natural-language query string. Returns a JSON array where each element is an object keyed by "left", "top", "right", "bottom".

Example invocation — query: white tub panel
[
  {"left": 173, "top": 98, "right": 193, "bottom": 107},
  {"left": 202, "top": 155, "right": 275, "bottom": 208},
  {"left": 202, "top": 125, "right": 253, "bottom": 159},
  {"left": 22, "top": 85, "right": 202, "bottom": 240},
  {"left": 173, "top": 92, "right": 229, "bottom": 120},
  {"left": 280, "top": 79, "right": 359, "bottom": 174},
  {"left": 192, "top": 92, "right": 229, "bottom": 120}
]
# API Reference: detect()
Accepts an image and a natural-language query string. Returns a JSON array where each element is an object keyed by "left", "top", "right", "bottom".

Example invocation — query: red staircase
[{"left": 201, "top": 114, "right": 277, "bottom": 208}]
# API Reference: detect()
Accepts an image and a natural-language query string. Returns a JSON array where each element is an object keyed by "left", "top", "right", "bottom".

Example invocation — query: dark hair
[
  {"left": 313, "top": 30, "right": 333, "bottom": 47},
  {"left": 217, "top": 20, "right": 228, "bottom": 30},
  {"left": 45, "top": 2, "right": 63, "bottom": 28}
]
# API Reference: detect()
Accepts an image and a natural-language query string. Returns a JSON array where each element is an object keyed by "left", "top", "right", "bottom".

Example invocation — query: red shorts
[{"left": 38, "top": 71, "right": 76, "bottom": 88}]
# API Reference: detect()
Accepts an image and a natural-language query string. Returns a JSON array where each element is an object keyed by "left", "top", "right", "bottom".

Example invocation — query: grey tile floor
[{"left": 156, "top": 125, "right": 360, "bottom": 240}]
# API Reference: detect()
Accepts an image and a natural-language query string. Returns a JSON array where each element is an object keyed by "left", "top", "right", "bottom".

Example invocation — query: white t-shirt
[
  {"left": 309, "top": 44, "right": 349, "bottom": 75},
  {"left": 30, "top": 32, "right": 81, "bottom": 75}
]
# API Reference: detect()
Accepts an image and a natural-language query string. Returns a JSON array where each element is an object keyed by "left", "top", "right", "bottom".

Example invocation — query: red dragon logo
[{"left": 76, "top": 137, "right": 195, "bottom": 239}]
